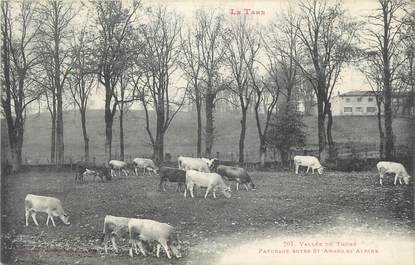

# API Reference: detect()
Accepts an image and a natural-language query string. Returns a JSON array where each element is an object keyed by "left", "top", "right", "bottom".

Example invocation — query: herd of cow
[{"left": 23, "top": 155, "right": 412, "bottom": 260}]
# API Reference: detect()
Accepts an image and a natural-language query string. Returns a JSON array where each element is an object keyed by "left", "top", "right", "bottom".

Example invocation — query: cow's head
[
  {"left": 60, "top": 213, "right": 70, "bottom": 225},
  {"left": 168, "top": 233, "right": 182, "bottom": 258},
  {"left": 222, "top": 186, "right": 231, "bottom": 198},
  {"left": 317, "top": 166, "right": 325, "bottom": 175},
  {"left": 208, "top": 158, "right": 219, "bottom": 171}
]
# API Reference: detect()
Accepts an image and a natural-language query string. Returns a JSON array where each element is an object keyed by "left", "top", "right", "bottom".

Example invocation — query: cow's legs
[
  {"left": 379, "top": 172, "right": 384, "bottom": 185},
  {"left": 394, "top": 173, "right": 398, "bottom": 185},
  {"left": 312, "top": 168, "right": 315, "bottom": 174},
  {"left": 159, "top": 240, "right": 171, "bottom": 259},
  {"left": 204, "top": 186, "right": 211, "bottom": 198},
  {"left": 46, "top": 215, "right": 50, "bottom": 226},
  {"left": 190, "top": 184, "right": 195, "bottom": 198},
  {"left": 156, "top": 244, "right": 162, "bottom": 257},
  {"left": 136, "top": 241, "right": 147, "bottom": 256},
  {"left": 306, "top": 166, "right": 310, "bottom": 173},
  {"left": 244, "top": 184, "right": 249, "bottom": 191},
  {"left": 129, "top": 239, "right": 134, "bottom": 257},
  {"left": 50, "top": 215, "right": 56, "bottom": 227},
  {"left": 295, "top": 164, "right": 299, "bottom": 174},
  {"left": 184, "top": 185, "right": 188, "bottom": 197},
  {"left": 104, "top": 234, "right": 109, "bottom": 254},
  {"left": 111, "top": 235, "right": 118, "bottom": 253},
  {"left": 236, "top": 183, "right": 239, "bottom": 191},
  {"left": 31, "top": 212, "right": 39, "bottom": 226},
  {"left": 25, "top": 209, "right": 30, "bottom": 226},
  {"left": 212, "top": 187, "right": 217, "bottom": 198}
]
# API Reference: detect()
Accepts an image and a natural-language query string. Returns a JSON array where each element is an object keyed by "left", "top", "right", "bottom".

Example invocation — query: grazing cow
[
  {"left": 25, "top": 194, "right": 70, "bottom": 227},
  {"left": 216, "top": 165, "right": 255, "bottom": 191},
  {"left": 177, "top": 156, "right": 218, "bottom": 172},
  {"left": 128, "top": 218, "right": 182, "bottom": 259},
  {"left": 108, "top": 160, "right": 129, "bottom": 177},
  {"left": 102, "top": 215, "right": 130, "bottom": 254},
  {"left": 133, "top": 158, "right": 158, "bottom": 176},
  {"left": 184, "top": 170, "right": 231, "bottom": 199},
  {"left": 377, "top": 161, "right": 412, "bottom": 186},
  {"left": 158, "top": 167, "right": 186, "bottom": 192},
  {"left": 75, "top": 162, "right": 111, "bottom": 183},
  {"left": 293, "top": 155, "right": 324, "bottom": 174}
]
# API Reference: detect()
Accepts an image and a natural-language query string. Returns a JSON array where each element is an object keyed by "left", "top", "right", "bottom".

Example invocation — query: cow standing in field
[
  {"left": 128, "top": 218, "right": 182, "bottom": 259},
  {"left": 158, "top": 167, "right": 186, "bottom": 192},
  {"left": 102, "top": 215, "right": 130, "bottom": 254},
  {"left": 109, "top": 160, "right": 129, "bottom": 177},
  {"left": 177, "top": 156, "right": 218, "bottom": 172},
  {"left": 293, "top": 155, "right": 324, "bottom": 174},
  {"left": 25, "top": 194, "right": 70, "bottom": 227},
  {"left": 184, "top": 170, "right": 231, "bottom": 199},
  {"left": 75, "top": 162, "right": 111, "bottom": 183},
  {"left": 133, "top": 158, "right": 158, "bottom": 176},
  {"left": 216, "top": 165, "right": 255, "bottom": 191},
  {"left": 377, "top": 161, "right": 412, "bottom": 186}
]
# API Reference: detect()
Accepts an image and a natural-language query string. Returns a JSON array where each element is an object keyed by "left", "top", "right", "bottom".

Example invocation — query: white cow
[
  {"left": 377, "top": 161, "right": 412, "bottom": 186},
  {"left": 102, "top": 215, "right": 130, "bottom": 254},
  {"left": 293, "top": 155, "right": 324, "bottom": 174},
  {"left": 132, "top": 158, "right": 158, "bottom": 176},
  {"left": 177, "top": 156, "right": 217, "bottom": 172},
  {"left": 108, "top": 160, "right": 129, "bottom": 177},
  {"left": 25, "top": 194, "right": 70, "bottom": 227},
  {"left": 184, "top": 170, "right": 231, "bottom": 199},
  {"left": 128, "top": 218, "right": 182, "bottom": 259}
]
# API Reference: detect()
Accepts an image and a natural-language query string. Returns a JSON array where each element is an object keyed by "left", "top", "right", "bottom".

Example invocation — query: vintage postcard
[{"left": 1, "top": 0, "right": 414, "bottom": 264}]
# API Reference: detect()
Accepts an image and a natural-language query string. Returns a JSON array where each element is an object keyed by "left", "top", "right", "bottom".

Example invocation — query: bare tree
[
  {"left": 93, "top": 0, "right": 140, "bottom": 161},
  {"left": 180, "top": 22, "right": 204, "bottom": 157},
  {"left": 360, "top": 52, "right": 385, "bottom": 158},
  {"left": 265, "top": 11, "right": 301, "bottom": 112},
  {"left": 1, "top": 0, "right": 40, "bottom": 171},
  {"left": 244, "top": 30, "right": 280, "bottom": 166},
  {"left": 196, "top": 9, "right": 227, "bottom": 157},
  {"left": 68, "top": 25, "right": 95, "bottom": 162},
  {"left": 36, "top": 0, "right": 76, "bottom": 166},
  {"left": 293, "top": 0, "right": 360, "bottom": 161},
  {"left": 298, "top": 76, "right": 316, "bottom": 116},
  {"left": 138, "top": 6, "right": 185, "bottom": 164},
  {"left": 366, "top": 0, "right": 407, "bottom": 159},
  {"left": 224, "top": 17, "right": 256, "bottom": 164}
]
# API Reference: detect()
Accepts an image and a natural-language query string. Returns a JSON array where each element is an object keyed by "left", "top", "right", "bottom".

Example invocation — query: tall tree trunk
[
  {"left": 326, "top": 102, "right": 335, "bottom": 160},
  {"left": 383, "top": 80, "right": 394, "bottom": 159},
  {"left": 317, "top": 98, "right": 327, "bottom": 161},
  {"left": 119, "top": 108, "right": 124, "bottom": 161},
  {"left": 104, "top": 79, "right": 115, "bottom": 161},
  {"left": 196, "top": 97, "right": 202, "bottom": 158},
  {"left": 259, "top": 137, "right": 266, "bottom": 167},
  {"left": 205, "top": 93, "right": 215, "bottom": 157},
  {"left": 80, "top": 109, "right": 89, "bottom": 162},
  {"left": 154, "top": 105, "right": 165, "bottom": 164},
  {"left": 376, "top": 100, "right": 385, "bottom": 159},
  {"left": 239, "top": 105, "right": 247, "bottom": 164},
  {"left": 56, "top": 91, "right": 64, "bottom": 166},
  {"left": 50, "top": 111, "right": 56, "bottom": 164}
]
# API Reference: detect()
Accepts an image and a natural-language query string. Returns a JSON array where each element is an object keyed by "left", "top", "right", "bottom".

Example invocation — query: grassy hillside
[{"left": 18, "top": 109, "right": 413, "bottom": 164}]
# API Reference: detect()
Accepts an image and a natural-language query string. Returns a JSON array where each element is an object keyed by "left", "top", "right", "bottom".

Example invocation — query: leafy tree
[{"left": 267, "top": 104, "right": 306, "bottom": 166}]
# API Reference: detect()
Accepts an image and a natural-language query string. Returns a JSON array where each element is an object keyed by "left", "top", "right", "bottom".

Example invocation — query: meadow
[
  {"left": 1, "top": 168, "right": 413, "bottom": 265},
  {"left": 17, "top": 110, "right": 414, "bottom": 163}
]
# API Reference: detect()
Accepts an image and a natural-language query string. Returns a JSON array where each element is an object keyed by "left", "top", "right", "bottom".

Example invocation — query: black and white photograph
[{"left": 1, "top": 0, "right": 414, "bottom": 264}]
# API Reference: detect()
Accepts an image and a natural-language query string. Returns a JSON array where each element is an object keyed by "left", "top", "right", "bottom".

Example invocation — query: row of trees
[{"left": 2, "top": 0, "right": 414, "bottom": 172}]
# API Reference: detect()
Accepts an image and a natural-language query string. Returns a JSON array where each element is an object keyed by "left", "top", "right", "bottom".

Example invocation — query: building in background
[{"left": 333, "top": 90, "right": 413, "bottom": 116}]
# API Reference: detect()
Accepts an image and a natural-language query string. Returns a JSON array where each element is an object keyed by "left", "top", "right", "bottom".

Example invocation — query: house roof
[{"left": 339, "top": 91, "right": 375, "bottom": 97}]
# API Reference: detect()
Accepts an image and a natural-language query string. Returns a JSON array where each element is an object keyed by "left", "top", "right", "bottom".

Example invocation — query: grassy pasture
[
  {"left": 18, "top": 110, "right": 414, "bottom": 163},
  {"left": 1, "top": 168, "right": 414, "bottom": 265}
]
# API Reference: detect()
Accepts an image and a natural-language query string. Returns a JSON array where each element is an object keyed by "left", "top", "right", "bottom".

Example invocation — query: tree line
[{"left": 2, "top": 0, "right": 414, "bottom": 172}]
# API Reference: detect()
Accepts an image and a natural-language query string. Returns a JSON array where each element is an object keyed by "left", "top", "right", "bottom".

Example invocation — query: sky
[
  {"left": 27, "top": 0, "right": 383, "bottom": 111},
  {"left": 87, "top": 0, "right": 379, "bottom": 109}
]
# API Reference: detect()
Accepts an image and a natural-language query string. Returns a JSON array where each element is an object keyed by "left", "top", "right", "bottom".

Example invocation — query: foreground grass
[{"left": 1, "top": 168, "right": 413, "bottom": 265}]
